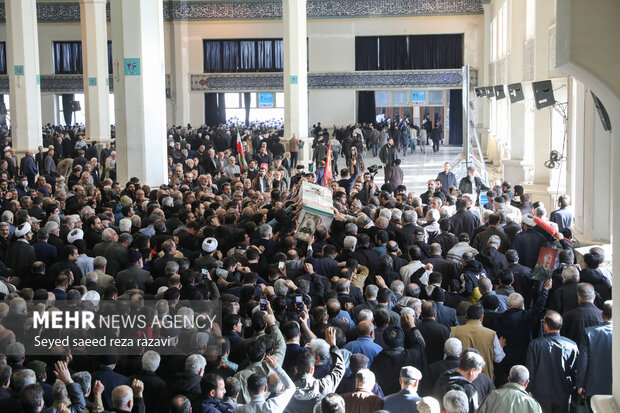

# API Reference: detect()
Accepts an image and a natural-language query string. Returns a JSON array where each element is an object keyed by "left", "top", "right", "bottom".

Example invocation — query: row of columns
[{"left": 5, "top": 0, "right": 310, "bottom": 186}]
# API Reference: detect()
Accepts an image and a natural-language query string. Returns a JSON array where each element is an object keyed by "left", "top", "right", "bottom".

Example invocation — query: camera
[{"left": 367, "top": 164, "right": 383, "bottom": 178}]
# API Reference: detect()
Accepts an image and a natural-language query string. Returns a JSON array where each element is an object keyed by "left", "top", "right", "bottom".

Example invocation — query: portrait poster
[
  {"left": 294, "top": 208, "right": 333, "bottom": 243},
  {"left": 531, "top": 247, "right": 559, "bottom": 282}
]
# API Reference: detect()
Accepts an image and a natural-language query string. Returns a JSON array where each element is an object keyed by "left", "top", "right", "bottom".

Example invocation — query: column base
[
  {"left": 298, "top": 137, "right": 314, "bottom": 171},
  {"left": 502, "top": 159, "right": 526, "bottom": 185},
  {"left": 522, "top": 183, "right": 565, "bottom": 213},
  {"left": 590, "top": 395, "right": 619, "bottom": 413}
]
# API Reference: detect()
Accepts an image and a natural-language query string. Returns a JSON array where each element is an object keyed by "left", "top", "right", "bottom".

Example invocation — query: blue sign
[
  {"left": 88, "top": 77, "right": 97, "bottom": 86},
  {"left": 124, "top": 58, "right": 140, "bottom": 76},
  {"left": 411, "top": 90, "right": 426, "bottom": 104},
  {"left": 290, "top": 75, "right": 298, "bottom": 84},
  {"left": 14, "top": 65, "right": 24, "bottom": 76},
  {"left": 258, "top": 93, "right": 274, "bottom": 108},
  {"left": 36, "top": 74, "right": 40, "bottom": 85}
]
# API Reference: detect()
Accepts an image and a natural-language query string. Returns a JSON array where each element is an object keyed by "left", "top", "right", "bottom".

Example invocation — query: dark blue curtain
[
  {"left": 356, "top": 34, "right": 463, "bottom": 71},
  {"left": 0, "top": 95, "right": 6, "bottom": 127},
  {"left": 355, "top": 37, "right": 379, "bottom": 70},
  {"left": 240, "top": 41, "right": 256, "bottom": 71},
  {"left": 257, "top": 40, "right": 273, "bottom": 71},
  {"left": 205, "top": 93, "right": 219, "bottom": 126},
  {"left": 107, "top": 41, "right": 113, "bottom": 74},
  {"left": 53, "top": 41, "right": 83, "bottom": 74},
  {"left": 379, "top": 36, "right": 409, "bottom": 70},
  {"left": 222, "top": 41, "right": 240, "bottom": 71},
  {"left": 62, "top": 94, "right": 75, "bottom": 126},
  {"left": 408, "top": 34, "right": 463, "bottom": 69},
  {"left": 204, "top": 39, "right": 283, "bottom": 73},
  {"left": 217, "top": 93, "right": 227, "bottom": 125},
  {"left": 204, "top": 41, "right": 222, "bottom": 72},
  {"left": 244, "top": 92, "right": 252, "bottom": 126},
  {"left": 449, "top": 89, "right": 463, "bottom": 145},
  {"left": 357, "top": 91, "right": 376, "bottom": 123},
  {"left": 0, "top": 43, "right": 6, "bottom": 74}
]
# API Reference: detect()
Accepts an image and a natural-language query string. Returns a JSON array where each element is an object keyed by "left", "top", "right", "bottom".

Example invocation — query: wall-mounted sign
[
  {"left": 124, "top": 58, "right": 140, "bottom": 76},
  {"left": 258, "top": 92, "right": 274, "bottom": 108},
  {"left": 411, "top": 90, "right": 426, "bottom": 104}
]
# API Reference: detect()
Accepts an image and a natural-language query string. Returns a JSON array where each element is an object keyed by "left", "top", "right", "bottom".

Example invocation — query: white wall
[{"left": 0, "top": 13, "right": 483, "bottom": 127}]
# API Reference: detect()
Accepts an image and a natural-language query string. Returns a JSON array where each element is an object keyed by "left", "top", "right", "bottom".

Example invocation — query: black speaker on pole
[
  {"left": 71, "top": 101, "right": 81, "bottom": 111},
  {"left": 494, "top": 85, "right": 506, "bottom": 100},
  {"left": 591, "top": 91, "right": 612, "bottom": 132},
  {"left": 475, "top": 88, "right": 483, "bottom": 97},
  {"left": 485, "top": 87, "right": 494, "bottom": 98},
  {"left": 532, "top": 80, "right": 555, "bottom": 110},
  {"left": 507, "top": 83, "right": 525, "bottom": 103}
]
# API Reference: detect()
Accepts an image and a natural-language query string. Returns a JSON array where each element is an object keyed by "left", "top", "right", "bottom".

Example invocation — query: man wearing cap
[
  {"left": 6, "top": 222, "right": 36, "bottom": 274},
  {"left": 446, "top": 233, "right": 478, "bottom": 267},
  {"left": 116, "top": 250, "right": 152, "bottom": 292},
  {"left": 382, "top": 366, "right": 422, "bottom": 412},
  {"left": 459, "top": 166, "right": 489, "bottom": 206},
  {"left": 510, "top": 214, "right": 548, "bottom": 268}
]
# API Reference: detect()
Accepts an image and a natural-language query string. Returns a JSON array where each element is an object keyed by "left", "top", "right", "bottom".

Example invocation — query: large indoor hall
[{"left": 0, "top": 1, "right": 616, "bottom": 413}]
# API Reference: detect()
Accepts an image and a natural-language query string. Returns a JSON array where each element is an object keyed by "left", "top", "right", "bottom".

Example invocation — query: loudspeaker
[
  {"left": 532, "top": 80, "right": 555, "bottom": 110},
  {"left": 475, "top": 88, "right": 484, "bottom": 97},
  {"left": 507, "top": 83, "right": 525, "bottom": 103},
  {"left": 71, "top": 101, "right": 81, "bottom": 111},
  {"left": 591, "top": 91, "right": 612, "bottom": 132},
  {"left": 494, "top": 85, "right": 506, "bottom": 100},
  {"left": 166, "top": 88, "right": 172, "bottom": 99}
]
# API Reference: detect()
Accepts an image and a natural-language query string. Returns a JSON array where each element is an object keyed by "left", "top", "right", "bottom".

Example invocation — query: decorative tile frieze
[
  {"left": 190, "top": 70, "right": 464, "bottom": 91},
  {"left": 0, "top": 1, "right": 483, "bottom": 23}
]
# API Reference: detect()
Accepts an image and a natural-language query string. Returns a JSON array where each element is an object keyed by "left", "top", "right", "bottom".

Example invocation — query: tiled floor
[{"left": 360, "top": 145, "right": 464, "bottom": 195}]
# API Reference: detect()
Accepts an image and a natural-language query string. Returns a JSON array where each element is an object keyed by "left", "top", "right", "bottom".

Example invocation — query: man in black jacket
[
  {"left": 433, "top": 351, "right": 485, "bottom": 412},
  {"left": 449, "top": 199, "right": 481, "bottom": 239},
  {"left": 458, "top": 166, "right": 489, "bottom": 206},
  {"left": 370, "top": 317, "right": 426, "bottom": 396},
  {"left": 130, "top": 351, "right": 168, "bottom": 413},
  {"left": 526, "top": 310, "right": 578, "bottom": 412},
  {"left": 561, "top": 283, "right": 603, "bottom": 345},
  {"left": 417, "top": 301, "right": 451, "bottom": 364}
]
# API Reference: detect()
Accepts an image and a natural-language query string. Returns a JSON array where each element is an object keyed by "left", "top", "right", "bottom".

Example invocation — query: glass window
[
  {"left": 393, "top": 91, "right": 408, "bottom": 106},
  {"left": 428, "top": 91, "right": 444, "bottom": 105},
  {"left": 375, "top": 91, "right": 390, "bottom": 107},
  {"left": 225, "top": 93, "right": 240, "bottom": 108},
  {"left": 526, "top": 0, "right": 536, "bottom": 40}
]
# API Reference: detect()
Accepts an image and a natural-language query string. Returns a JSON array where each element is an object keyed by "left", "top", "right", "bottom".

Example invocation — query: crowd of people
[{"left": 0, "top": 121, "right": 612, "bottom": 413}]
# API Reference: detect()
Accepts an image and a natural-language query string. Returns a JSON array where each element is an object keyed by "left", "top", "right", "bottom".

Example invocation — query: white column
[
  {"left": 503, "top": 0, "right": 526, "bottom": 184},
  {"left": 283, "top": 0, "right": 310, "bottom": 165},
  {"left": 171, "top": 21, "right": 190, "bottom": 127},
  {"left": 80, "top": 0, "right": 111, "bottom": 142},
  {"left": 6, "top": 0, "right": 42, "bottom": 152},
  {"left": 110, "top": 0, "right": 168, "bottom": 186}
]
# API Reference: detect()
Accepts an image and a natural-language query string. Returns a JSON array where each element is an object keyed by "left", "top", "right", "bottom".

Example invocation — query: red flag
[
  {"left": 323, "top": 141, "right": 333, "bottom": 186},
  {"left": 236, "top": 130, "right": 247, "bottom": 170}
]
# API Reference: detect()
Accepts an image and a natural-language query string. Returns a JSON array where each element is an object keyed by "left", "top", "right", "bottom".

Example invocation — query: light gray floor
[{"left": 356, "top": 144, "right": 463, "bottom": 195}]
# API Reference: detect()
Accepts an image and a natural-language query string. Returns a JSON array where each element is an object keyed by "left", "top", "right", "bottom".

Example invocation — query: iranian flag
[
  {"left": 323, "top": 141, "right": 333, "bottom": 186},
  {"left": 236, "top": 130, "right": 248, "bottom": 170}
]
